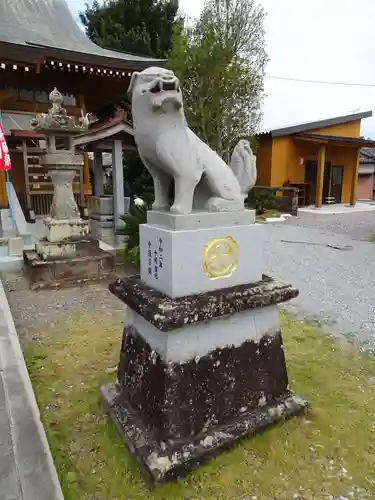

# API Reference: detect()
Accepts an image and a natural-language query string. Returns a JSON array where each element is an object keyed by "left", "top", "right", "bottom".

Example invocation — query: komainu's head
[{"left": 127, "top": 67, "right": 183, "bottom": 117}]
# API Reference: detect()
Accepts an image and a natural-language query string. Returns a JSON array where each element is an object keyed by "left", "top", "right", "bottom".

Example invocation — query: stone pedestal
[
  {"left": 140, "top": 210, "right": 260, "bottom": 297},
  {"left": 24, "top": 239, "right": 115, "bottom": 290},
  {"left": 88, "top": 195, "right": 130, "bottom": 241},
  {"left": 102, "top": 210, "right": 308, "bottom": 486},
  {"left": 42, "top": 157, "right": 89, "bottom": 244}
]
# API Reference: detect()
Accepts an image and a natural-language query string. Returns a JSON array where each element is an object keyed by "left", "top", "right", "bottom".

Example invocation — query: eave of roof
[
  {"left": 74, "top": 119, "right": 134, "bottom": 148},
  {"left": 294, "top": 133, "right": 375, "bottom": 148},
  {"left": 257, "top": 111, "right": 373, "bottom": 138},
  {"left": 0, "top": 0, "right": 164, "bottom": 70},
  {"left": 10, "top": 130, "right": 44, "bottom": 139}
]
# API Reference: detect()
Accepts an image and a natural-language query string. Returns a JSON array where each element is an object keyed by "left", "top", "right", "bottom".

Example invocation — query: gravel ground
[
  {"left": 2, "top": 275, "right": 125, "bottom": 344},
  {"left": 3, "top": 211, "right": 375, "bottom": 350},
  {"left": 283, "top": 210, "right": 375, "bottom": 240},
  {"left": 263, "top": 220, "right": 375, "bottom": 350}
]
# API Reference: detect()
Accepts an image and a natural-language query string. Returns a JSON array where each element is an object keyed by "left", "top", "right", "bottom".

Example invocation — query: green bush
[
  {"left": 246, "top": 187, "right": 279, "bottom": 215},
  {"left": 116, "top": 203, "right": 148, "bottom": 265}
]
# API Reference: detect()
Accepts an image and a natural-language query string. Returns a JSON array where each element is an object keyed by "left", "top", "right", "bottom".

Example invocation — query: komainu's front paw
[
  {"left": 152, "top": 202, "right": 170, "bottom": 211},
  {"left": 206, "top": 197, "right": 244, "bottom": 212},
  {"left": 170, "top": 204, "right": 190, "bottom": 215}
]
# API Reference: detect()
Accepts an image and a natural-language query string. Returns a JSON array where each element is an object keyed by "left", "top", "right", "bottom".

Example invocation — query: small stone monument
[
  {"left": 101, "top": 68, "right": 308, "bottom": 485},
  {"left": 23, "top": 89, "right": 115, "bottom": 289}
]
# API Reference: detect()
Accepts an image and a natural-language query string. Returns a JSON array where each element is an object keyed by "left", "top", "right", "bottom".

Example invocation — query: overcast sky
[{"left": 67, "top": 0, "right": 375, "bottom": 138}]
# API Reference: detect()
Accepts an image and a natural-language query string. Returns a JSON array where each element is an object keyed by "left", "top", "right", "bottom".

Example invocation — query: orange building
[{"left": 255, "top": 111, "right": 375, "bottom": 208}]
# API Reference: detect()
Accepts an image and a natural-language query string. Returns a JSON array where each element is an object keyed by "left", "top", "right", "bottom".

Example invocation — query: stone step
[
  {"left": 0, "top": 376, "right": 23, "bottom": 500},
  {"left": 0, "top": 279, "right": 64, "bottom": 499},
  {"left": 0, "top": 255, "right": 23, "bottom": 272},
  {"left": 0, "top": 209, "right": 14, "bottom": 232},
  {"left": 0, "top": 237, "right": 24, "bottom": 257},
  {"left": 24, "top": 242, "right": 116, "bottom": 290},
  {"left": 0, "top": 236, "right": 24, "bottom": 271}
]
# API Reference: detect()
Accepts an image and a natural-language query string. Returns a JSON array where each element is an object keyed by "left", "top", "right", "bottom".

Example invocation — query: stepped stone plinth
[{"left": 102, "top": 210, "right": 308, "bottom": 486}]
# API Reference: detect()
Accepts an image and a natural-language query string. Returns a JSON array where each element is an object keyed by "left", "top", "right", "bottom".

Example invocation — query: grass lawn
[{"left": 25, "top": 311, "right": 375, "bottom": 499}]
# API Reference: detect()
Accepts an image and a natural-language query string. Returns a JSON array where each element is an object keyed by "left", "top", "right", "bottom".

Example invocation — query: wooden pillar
[
  {"left": 79, "top": 161, "right": 85, "bottom": 211},
  {"left": 315, "top": 145, "right": 326, "bottom": 208},
  {"left": 22, "top": 140, "right": 35, "bottom": 221},
  {"left": 78, "top": 94, "right": 86, "bottom": 112},
  {"left": 350, "top": 148, "right": 360, "bottom": 206},
  {"left": 0, "top": 169, "right": 7, "bottom": 208},
  {"left": 83, "top": 152, "right": 91, "bottom": 195},
  {"left": 112, "top": 139, "right": 125, "bottom": 230},
  {"left": 93, "top": 151, "right": 104, "bottom": 196}
]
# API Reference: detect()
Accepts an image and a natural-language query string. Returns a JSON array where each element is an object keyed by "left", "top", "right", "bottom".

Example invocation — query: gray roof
[
  {"left": 360, "top": 147, "right": 375, "bottom": 164},
  {"left": 0, "top": 0, "right": 162, "bottom": 68},
  {"left": 258, "top": 111, "right": 373, "bottom": 138},
  {"left": 1, "top": 112, "right": 34, "bottom": 135}
]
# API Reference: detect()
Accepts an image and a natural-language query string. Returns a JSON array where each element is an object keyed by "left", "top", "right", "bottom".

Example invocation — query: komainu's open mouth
[{"left": 150, "top": 80, "right": 179, "bottom": 94}]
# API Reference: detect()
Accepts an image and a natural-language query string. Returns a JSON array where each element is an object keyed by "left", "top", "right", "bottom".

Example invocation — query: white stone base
[
  {"left": 7, "top": 237, "right": 24, "bottom": 257},
  {"left": 36, "top": 240, "right": 76, "bottom": 260},
  {"left": 44, "top": 217, "right": 89, "bottom": 243},
  {"left": 147, "top": 209, "right": 255, "bottom": 231},
  {"left": 89, "top": 218, "right": 115, "bottom": 241},
  {"left": 140, "top": 222, "right": 264, "bottom": 298},
  {"left": 125, "top": 305, "right": 280, "bottom": 364}
]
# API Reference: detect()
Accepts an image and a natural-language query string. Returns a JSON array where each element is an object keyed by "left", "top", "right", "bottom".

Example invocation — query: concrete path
[
  {"left": 264, "top": 219, "right": 375, "bottom": 349},
  {"left": 281, "top": 209, "right": 375, "bottom": 241},
  {"left": 0, "top": 278, "right": 63, "bottom": 500}
]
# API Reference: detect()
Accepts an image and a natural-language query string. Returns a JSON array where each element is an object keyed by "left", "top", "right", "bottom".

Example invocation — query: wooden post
[
  {"left": 22, "top": 139, "right": 34, "bottom": 221},
  {"left": 0, "top": 170, "right": 7, "bottom": 208},
  {"left": 83, "top": 151, "right": 91, "bottom": 195},
  {"left": 93, "top": 151, "right": 104, "bottom": 196},
  {"left": 350, "top": 148, "right": 360, "bottom": 206},
  {"left": 79, "top": 163, "right": 85, "bottom": 214},
  {"left": 112, "top": 139, "right": 125, "bottom": 230},
  {"left": 78, "top": 94, "right": 86, "bottom": 113},
  {"left": 315, "top": 145, "right": 326, "bottom": 208}
]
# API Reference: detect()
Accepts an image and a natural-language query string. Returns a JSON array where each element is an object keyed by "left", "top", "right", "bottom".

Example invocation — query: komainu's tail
[{"left": 229, "top": 139, "right": 257, "bottom": 197}]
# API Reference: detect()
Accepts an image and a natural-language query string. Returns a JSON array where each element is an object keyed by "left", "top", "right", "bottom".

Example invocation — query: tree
[
  {"left": 79, "top": 0, "right": 181, "bottom": 58},
  {"left": 169, "top": 0, "right": 268, "bottom": 160},
  {"left": 80, "top": 0, "right": 183, "bottom": 203}
]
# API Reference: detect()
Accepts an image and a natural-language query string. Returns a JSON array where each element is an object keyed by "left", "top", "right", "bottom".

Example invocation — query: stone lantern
[
  {"left": 23, "top": 89, "right": 115, "bottom": 288},
  {"left": 30, "top": 88, "right": 90, "bottom": 245}
]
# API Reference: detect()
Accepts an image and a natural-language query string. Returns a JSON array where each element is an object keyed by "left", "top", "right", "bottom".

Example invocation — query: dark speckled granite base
[
  {"left": 105, "top": 274, "right": 307, "bottom": 485},
  {"left": 101, "top": 384, "right": 307, "bottom": 486},
  {"left": 101, "top": 323, "right": 308, "bottom": 486},
  {"left": 116, "top": 325, "right": 290, "bottom": 440},
  {"left": 109, "top": 274, "right": 299, "bottom": 331}
]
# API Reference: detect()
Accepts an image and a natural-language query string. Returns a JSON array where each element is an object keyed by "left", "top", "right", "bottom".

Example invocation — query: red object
[{"left": 0, "top": 124, "right": 12, "bottom": 171}]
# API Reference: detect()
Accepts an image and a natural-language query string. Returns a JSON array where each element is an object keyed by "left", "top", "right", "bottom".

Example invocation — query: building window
[
  {"left": 35, "top": 91, "right": 49, "bottom": 103},
  {"left": 2, "top": 86, "right": 77, "bottom": 106},
  {"left": 19, "top": 89, "right": 34, "bottom": 101},
  {"left": 6, "top": 87, "right": 19, "bottom": 100},
  {"left": 63, "top": 94, "right": 76, "bottom": 106}
]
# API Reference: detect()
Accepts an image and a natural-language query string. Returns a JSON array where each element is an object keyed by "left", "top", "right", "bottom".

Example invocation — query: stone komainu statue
[{"left": 127, "top": 67, "right": 257, "bottom": 214}]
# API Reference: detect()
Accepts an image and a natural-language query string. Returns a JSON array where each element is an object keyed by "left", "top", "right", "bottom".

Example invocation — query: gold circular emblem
[{"left": 203, "top": 237, "right": 238, "bottom": 279}]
